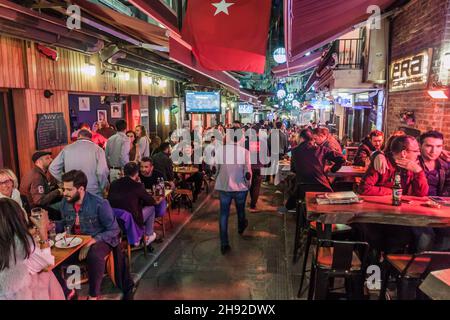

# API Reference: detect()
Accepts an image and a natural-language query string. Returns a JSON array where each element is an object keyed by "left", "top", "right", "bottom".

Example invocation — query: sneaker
[
  {"left": 238, "top": 219, "right": 248, "bottom": 235},
  {"left": 220, "top": 244, "right": 231, "bottom": 255},
  {"left": 145, "top": 232, "right": 157, "bottom": 246}
]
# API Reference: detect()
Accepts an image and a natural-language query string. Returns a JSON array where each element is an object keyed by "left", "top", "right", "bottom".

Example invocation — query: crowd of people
[{"left": 1, "top": 115, "right": 450, "bottom": 300}]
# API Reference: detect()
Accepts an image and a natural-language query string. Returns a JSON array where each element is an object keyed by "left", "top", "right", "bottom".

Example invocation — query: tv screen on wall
[{"left": 185, "top": 91, "right": 221, "bottom": 113}]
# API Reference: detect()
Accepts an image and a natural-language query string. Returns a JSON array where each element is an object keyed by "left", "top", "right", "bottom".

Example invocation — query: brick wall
[{"left": 386, "top": 0, "right": 450, "bottom": 146}]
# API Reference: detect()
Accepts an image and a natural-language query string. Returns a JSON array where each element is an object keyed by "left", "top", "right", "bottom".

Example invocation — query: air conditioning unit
[{"left": 365, "top": 19, "right": 389, "bottom": 84}]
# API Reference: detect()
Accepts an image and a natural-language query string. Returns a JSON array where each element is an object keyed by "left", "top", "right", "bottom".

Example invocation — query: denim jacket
[{"left": 59, "top": 192, "right": 120, "bottom": 247}]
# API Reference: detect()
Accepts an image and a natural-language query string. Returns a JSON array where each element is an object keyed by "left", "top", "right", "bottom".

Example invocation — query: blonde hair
[{"left": 0, "top": 169, "right": 18, "bottom": 189}]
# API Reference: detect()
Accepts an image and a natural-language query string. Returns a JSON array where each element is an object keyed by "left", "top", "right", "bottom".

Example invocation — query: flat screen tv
[
  {"left": 185, "top": 91, "right": 221, "bottom": 113},
  {"left": 238, "top": 103, "right": 253, "bottom": 114}
]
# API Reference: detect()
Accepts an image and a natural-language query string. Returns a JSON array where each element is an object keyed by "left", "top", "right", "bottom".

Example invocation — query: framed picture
[
  {"left": 78, "top": 97, "right": 90, "bottom": 111},
  {"left": 111, "top": 102, "right": 122, "bottom": 119},
  {"left": 97, "top": 109, "right": 107, "bottom": 123}
]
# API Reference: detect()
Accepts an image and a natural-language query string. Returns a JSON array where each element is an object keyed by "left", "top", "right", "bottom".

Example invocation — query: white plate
[
  {"left": 49, "top": 240, "right": 55, "bottom": 247},
  {"left": 55, "top": 237, "right": 82, "bottom": 249}
]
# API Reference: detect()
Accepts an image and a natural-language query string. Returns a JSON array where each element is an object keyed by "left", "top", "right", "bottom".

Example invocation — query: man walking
[
  {"left": 105, "top": 120, "right": 130, "bottom": 182},
  {"left": 214, "top": 128, "right": 252, "bottom": 255}
]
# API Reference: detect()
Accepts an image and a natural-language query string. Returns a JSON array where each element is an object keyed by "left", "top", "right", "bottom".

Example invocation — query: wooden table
[
  {"left": 50, "top": 235, "right": 92, "bottom": 270},
  {"left": 305, "top": 192, "right": 450, "bottom": 228},
  {"left": 327, "top": 166, "right": 366, "bottom": 178},
  {"left": 173, "top": 166, "right": 199, "bottom": 175},
  {"left": 419, "top": 269, "right": 450, "bottom": 300}
]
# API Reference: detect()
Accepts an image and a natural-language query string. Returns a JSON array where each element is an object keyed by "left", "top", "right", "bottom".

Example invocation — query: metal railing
[{"left": 332, "top": 38, "right": 363, "bottom": 69}]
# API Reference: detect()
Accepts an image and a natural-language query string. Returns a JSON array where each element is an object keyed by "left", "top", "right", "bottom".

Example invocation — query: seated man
[
  {"left": 108, "top": 162, "right": 163, "bottom": 247},
  {"left": 54, "top": 170, "right": 134, "bottom": 300},
  {"left": 353, "top": 130, "right": 384, "bottom": 167},
  {"left": 19, "top": 151, "right": 62, "bottom": 220},
  {"left": 357, "top": 135, "right": 429, "bottom": 255},
  {"left": 372, "top": 131, "right": 450, "bottom": 251},
  {"left": 312, "top": 127, "right": 342, "bottom": 154},
  {"left": 139, "top": 157, "right": 165, "bottom": 190},
  {"left": 139, "top": 157, "right": 167, "bottom": 218}
]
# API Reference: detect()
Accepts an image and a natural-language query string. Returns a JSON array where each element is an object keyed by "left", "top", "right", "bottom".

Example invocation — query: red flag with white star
[{"left": 180, "top": 0, "right": 272, "bottom": 74}]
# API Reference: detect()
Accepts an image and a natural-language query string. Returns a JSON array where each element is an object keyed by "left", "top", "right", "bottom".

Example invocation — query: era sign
[{"left": 389, "top": 49, "right": 432, "bottom": 92}]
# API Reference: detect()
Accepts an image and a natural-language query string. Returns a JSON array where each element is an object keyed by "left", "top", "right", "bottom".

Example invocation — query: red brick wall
[{"left": 386, "top": 0, "right": 450, "bottom": 146}]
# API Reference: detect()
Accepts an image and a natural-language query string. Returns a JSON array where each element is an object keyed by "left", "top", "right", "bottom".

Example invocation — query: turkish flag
[{"left": 181, "top": 0, "right": 272, "bottom": 74}]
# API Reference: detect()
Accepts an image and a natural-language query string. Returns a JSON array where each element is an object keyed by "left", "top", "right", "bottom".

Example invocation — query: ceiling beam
[{"left": 128, "top": 0, "right": 179, "bottom": 36}]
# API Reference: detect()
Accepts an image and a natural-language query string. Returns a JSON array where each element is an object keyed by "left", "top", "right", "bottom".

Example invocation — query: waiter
[{"left": 20, "top": 151, "right": 63, "bottom": 219}]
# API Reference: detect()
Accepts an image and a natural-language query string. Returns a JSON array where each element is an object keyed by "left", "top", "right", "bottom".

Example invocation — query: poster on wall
[
  {"left": 111, "top": 103, "right": 122, "bottom": 119},
  {"left": 78, "top": 97, "right": 90, "bottom": 111},
  {"left": 97, "top": 109, "right": 107, "bottom": 123},
  {"left": 35, "top": 113, "right": 68, "bottom": 150}
]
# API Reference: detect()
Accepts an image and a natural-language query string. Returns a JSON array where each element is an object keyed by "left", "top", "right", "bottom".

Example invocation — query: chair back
[
  {"left": 296, "top": 183, "right": 333, "bottom": 233},
  {"left": 316, "top": 239, "right": 369, "bottom": 273},
  {"left": 112, "top": 208, "right": 144, "bottom": 245},
  {"left": 403, "top": 251, "right": 450, "bottom": 279}
]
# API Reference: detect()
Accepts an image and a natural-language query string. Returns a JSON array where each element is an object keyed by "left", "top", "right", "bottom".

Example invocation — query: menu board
[{"left": 36, "top": 113, "right": 68, "bottom": 150}]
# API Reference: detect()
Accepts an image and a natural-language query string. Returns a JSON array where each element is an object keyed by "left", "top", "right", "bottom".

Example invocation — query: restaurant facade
[{"left": 385, "top": 0, "right": 450, "bottom": 146}]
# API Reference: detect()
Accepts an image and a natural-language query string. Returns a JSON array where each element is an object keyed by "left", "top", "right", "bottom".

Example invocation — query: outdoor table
[
  {"left": 49, "top": 235, "right": 92, "bottom": 270},
  {"left": 419, "top": 269, "right": 450, "bottom": 300},
  {"left": 274, "top": 160, "right": 291, "bottom": 186},
  {"left": 173, "top": 166, "right": 199, "bottom": 175},
  {"left": 305, "top": 192, "right": 450, "bottom": 228},
  {"left": 327, "top": 165, "right": 366, "bottom": 178}
]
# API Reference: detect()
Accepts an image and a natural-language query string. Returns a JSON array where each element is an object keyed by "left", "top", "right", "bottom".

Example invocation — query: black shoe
[
  {"left": 238, "top": 219, "right": 248, "bottom": 235},
  {"left": 221, "top": 244, "right": 231, "bottom": 255}
]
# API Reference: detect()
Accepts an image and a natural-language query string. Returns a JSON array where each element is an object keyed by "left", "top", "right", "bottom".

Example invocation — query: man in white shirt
[
  {"left": 105, "top": 120, "right": 130, "bottom": 182},
  {"left": 213, "top": 128, "right": 252, "bottom": 255},
  {"left": 49, "top": 129, "right": 109, "bottom": 197}
]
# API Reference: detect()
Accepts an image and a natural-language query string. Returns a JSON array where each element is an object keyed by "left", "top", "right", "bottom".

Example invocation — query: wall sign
[
  {"left": 36, "top": 113, "right": 68, "bottom": 150},
  {"left": 389, "top": 49, "right": 432, "bottom": 92}
]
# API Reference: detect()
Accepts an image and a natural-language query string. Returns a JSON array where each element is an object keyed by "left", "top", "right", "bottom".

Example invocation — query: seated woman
[
  {"left": 0, "top": 169, "right": 25, "bottom": 211},
  {"left": 0, "top": 199, "right": 64, "bottom": 300}
]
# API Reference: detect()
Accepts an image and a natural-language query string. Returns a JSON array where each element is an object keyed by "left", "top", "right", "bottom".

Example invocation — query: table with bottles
[{"left": 305, "top": 192, "right": 450, "bottom": 229}]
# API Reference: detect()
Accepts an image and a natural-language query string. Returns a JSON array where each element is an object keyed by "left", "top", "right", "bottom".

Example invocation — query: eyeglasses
[{"left": 0, "top": 179, "right": 13, "bottom": 186}]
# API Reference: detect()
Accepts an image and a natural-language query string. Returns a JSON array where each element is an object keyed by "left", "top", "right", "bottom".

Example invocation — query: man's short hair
[
  {"left": 390, "top": 135, "right": 416, "bottom": 154},
  {"left": 420, "top": 130, "right": 444, "bottom": 145},
  {"left": 140, "top": 157, "right": 153, "bottom": 164},
  {"left": 115, "top": 120, "right": 127, "bottom": 132},
  {"left": 369, "top": 130, "right": 384, "bottom": 139},
  {"left": 299, "top": 129, "right": 313, "bottom": 142},
  {"left": 78, "top": 129, "right": 92, "bottom": 139},
  {"left": 160, "top": 142, "right": 171, "bottom": 152},
  {"left": 312, "top": 127, "right": 329, "bottom": 136},
  {"left": 62, "top": 170, "right": 88, "bottom": 190},
  {"left": 123, "top": 162, "right": 139, "bottom": 177},
  {"left": 275, "top": 122, "right": 283, "bottom": 129},
  {"left": 79, "top": 123, "right": 90, "bottom": 130}
]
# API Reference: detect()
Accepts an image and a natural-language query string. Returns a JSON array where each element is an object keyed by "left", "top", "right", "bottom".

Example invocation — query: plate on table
[{"left": 55, "top": 237, "right": 82, "bottom": 249}]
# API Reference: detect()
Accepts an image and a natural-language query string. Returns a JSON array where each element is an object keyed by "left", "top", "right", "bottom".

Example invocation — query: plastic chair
[
  {"left": 380, "top": 251, "right": 450, "bottom": 300},
  {"left": 307, "top": 239, "right": 369, "bottom": 300}
]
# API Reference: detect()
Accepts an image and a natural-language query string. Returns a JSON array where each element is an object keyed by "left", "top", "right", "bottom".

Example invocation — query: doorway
[{"left": 0, "top": 89, "right": 19, "bottom": 175}]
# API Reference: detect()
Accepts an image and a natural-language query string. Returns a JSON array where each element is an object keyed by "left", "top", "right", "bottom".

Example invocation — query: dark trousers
[
  {"left": 249, "top": 168, "right": 262, "bottom": 208},
  {"left": 54, "top": 241, "right": 112, "bottom": 297},
  {"left": 185, "top": 172, "right": 204, "bottom": 201}
]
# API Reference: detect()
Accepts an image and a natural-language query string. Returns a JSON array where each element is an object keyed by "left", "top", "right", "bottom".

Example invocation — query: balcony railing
[{"left": 332, "top": 38, "right": 363, "bottom": 69}]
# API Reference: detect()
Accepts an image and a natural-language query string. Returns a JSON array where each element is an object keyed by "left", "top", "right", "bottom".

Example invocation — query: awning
[
  {"left": 73, "top": 0, "right": 169, "bottom": 47},
  {"left": 272, "top": 50, "right": 324, "bottom": 77},
  {"left": 169, "top": 36, "right": 240, "bottom": 93},
  {"left": 285, "top": 0, "right": 396, "bottom": 61}
]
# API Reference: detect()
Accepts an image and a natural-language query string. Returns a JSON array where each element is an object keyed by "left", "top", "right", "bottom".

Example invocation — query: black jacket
[
  {"left": 152, "top": 151, "right": 174, "bottom": 181},
  {"left": 354, "top": 137, "right": 376, "bottom": 167},
  {"left": 291, "top": 142, "right": 345, "bottom": 190},
  {"left": 108, "top": 176, "right": 156, "bottom": 227}
]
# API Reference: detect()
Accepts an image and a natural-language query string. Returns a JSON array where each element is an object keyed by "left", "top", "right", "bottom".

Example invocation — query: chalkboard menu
[{"left": 36, "top": 113, "right": 68, "bottom": 150}]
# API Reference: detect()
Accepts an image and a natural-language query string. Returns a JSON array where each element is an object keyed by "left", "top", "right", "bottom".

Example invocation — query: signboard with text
[
  {"left": 389, "top": 49, "right": 432, "bottom": 92},
  {"left": 35, "top": 113, "right": 68, "bottom": 150}
]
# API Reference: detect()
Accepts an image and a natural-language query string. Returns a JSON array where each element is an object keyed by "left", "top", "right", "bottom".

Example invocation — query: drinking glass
[
  {"left": 64, "top": 225, "right": 72, "bottom": 244},
  {"left": 48, "top": 221, "right": 56, "bottom": 242}
]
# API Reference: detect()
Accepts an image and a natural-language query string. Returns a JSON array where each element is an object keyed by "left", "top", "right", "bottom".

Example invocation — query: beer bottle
[{"left": 392, "top": 171, "right": 402, "bottom": 206}]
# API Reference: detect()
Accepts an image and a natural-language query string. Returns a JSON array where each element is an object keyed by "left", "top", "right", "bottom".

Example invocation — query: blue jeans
[
  {"left": 142, "top": 206, "right": 156, "bottom": 237},
  {"left": 219, "top": 191, "right": 248, "bottom": 246}
]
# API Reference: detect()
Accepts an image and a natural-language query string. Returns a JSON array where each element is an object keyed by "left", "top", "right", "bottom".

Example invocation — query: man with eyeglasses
[{"left": 356, "top": 135, "right": 429, "bottom": 256}]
